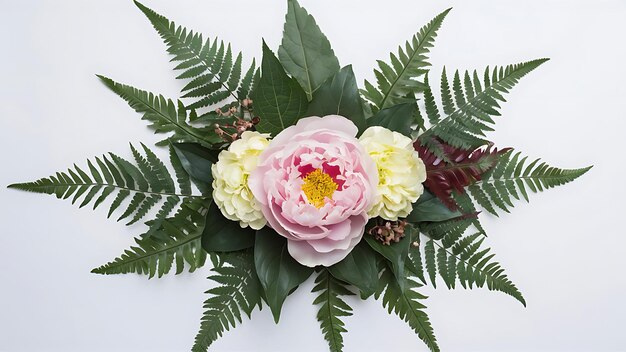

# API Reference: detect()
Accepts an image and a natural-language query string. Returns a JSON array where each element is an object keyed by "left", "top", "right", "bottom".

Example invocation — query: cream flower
[
  {"left": 359, "top": 126, "right": 426, "bottom": 220},
  {"left": 212, "top": 131, "right": 270, "bottom": 229}
]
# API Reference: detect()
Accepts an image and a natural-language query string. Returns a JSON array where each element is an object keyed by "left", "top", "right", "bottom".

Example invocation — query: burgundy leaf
[{"left": 414, "top": 138, "right": 510, "bottom": 210}]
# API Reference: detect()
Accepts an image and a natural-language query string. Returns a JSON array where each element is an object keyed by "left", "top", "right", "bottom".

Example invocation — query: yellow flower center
[{"left": 301, "top": 169, "right": 338, "bottom": 208}]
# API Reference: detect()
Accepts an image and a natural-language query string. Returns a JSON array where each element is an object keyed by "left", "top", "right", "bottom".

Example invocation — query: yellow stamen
[{"left": 301, "top": 169, "right": 338, "bottom": 208}]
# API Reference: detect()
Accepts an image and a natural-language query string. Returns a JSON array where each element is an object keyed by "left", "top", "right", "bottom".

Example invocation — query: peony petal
[{"left": 287, "top": 231, "right": 363, "bottom": 267}]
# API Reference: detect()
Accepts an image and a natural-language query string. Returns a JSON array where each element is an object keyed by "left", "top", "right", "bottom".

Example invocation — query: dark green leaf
[
  {"left": 328, "top": 242, "right": 379, "bottom": 299},
  {"left": 201, "top": 203, "right": 256, "bottom": 252},
  {"left": 307, "top": 65, "right": 366, "bottom": 132},
  {"left": 366, "top": 102, "right": 417, "bottom": 137},
  {"left": 278, "top": 0, "right": 340, "bottom": 100},
  {"left": 254, "top": 228, "right": 313, "bottom": 322},
  {"left": 252, "top": 41, "right": 308, "bottom": 137},
  {"left": 407, "top": 190, "right": 463, "bottom": 223},
  {"left": 172, "top": 143, "right": 218, "bottom": 184},
  {"left": 364, "top": 234, "right": 411, "bottom": 290}
]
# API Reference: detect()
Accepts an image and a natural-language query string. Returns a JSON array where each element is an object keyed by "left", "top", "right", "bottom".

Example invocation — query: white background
[{"left": 1, "top": 0, "right": 625, "bottom": 351}]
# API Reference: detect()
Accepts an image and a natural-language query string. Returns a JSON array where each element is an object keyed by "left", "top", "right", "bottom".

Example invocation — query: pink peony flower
[{"left": 248, "top": 115, "right": 379, "bottom": 267}]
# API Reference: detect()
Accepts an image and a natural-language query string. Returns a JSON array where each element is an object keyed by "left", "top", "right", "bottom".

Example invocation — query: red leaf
[{"left": 414, "top": 138, "right": 510, "bottom": 210}]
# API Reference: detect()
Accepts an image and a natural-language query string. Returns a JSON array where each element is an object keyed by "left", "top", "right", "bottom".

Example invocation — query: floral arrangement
[{"left": 8, "top": 1, "right": 591, "bottom": 351}]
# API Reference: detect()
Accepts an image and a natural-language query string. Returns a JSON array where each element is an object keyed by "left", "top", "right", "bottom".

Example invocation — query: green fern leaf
[
  {"left": 377, "top": 268, "right": 439, "bottom": 352},
  {"left": 406, "top": 239, "right": 427, "bottom": 285},
  {"left": 312, "top": 270, "right": 354, "bottom": 352},
  {"left": 8, "top": 145, "right": 203, "bottom": 226},
  {"left": 192, "top": 250, "right": 263, "bottom": 352},
  {"left": 430, "top": 237, "right": 526, "bottom": 306},
  {"left": 361, "top": 9, "right": 450, "bottom": 111},
  {"left": 468, "top": 150, "right": 592, "bottom": 216},
  {"left": 424, "top": 239, "right": 437, "bottom": 288},
  {"left": 97, "top": 76, "right": 222, "bottom": 147},
  {"left": 419, "top": 59, "right": 549, "bottom": 149},
  {"left": 91, "top": 198, "right": 209, "bottom": 278},
  {"left": 421, "top": 217, "right": 473, "bottom": 242},
  {"left": 134, "top": 1, "right": 257, "bottom": 112},
  {"left": 415, "top": 219, "right": 526, "bottom": 305},
  {"left": 169, "top": 144, "right": 192, "bottom": 195}
]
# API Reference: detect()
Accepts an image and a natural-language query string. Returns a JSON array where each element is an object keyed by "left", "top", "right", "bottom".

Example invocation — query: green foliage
[
  {"left": 468, "top": 150, "right": 593, "bottom": 216},
  {"left": 192, "top": 250, "right": 263, "bottom": 352},
  {"left": 254, "top": 228, "right": 314, "bottom": 322},
  {"left": 278, "top": 0, "right": 340, "bottom": 100},
  {"left": 91, "top": 198, "right": 209, "bottom": 278},
  {"left": 407, "top": 190, "right": 463, "bottom": 222},
  {"left": 8, "top": 144, "right": 202, "bottom": 226},
  {"left": 419, "top": 60, "right": 549, "bottom": 150},
  {"left": 312, "top": 270, "right": 354, "bottom": 352},
  {"left": 366, "top": 102, "right": 417, "bottom": 137},
  {"left": 134, "top": 1, "right": 257, "bottom": 113},
  {"left": 425, "top": 234, "right": 525, "bottom": 306},
  {"left": 201, "top": 202, "right": 256, "bottom": 252},
  {"left": 9, "top": 2, "right": 594, "bottom": 351},
  {"left": 364, "top": 231, "right": 412, "bottom": 291},
  {"left": 406, "top": 238, "right": 427, "bottom": 285},
  {"left": 361, "top": 9, "right": 450, "bottom": 111},
  {"left": 98, "top": 76, "right": 222, "bottom": 147},
  {"left": 376, "top": 267, "right": 439, "bottom": 352},
  {"left": 412, "top": 220, "right": 526, "bottom": 305},
  {"left": 328, "top": 242, "right": 379, "bottom": 299},
  {"left": 252, "top": 42, "right": 308, "bottom": 137},
  {"left": 306, "top": 65, "right": 366, "bottom": 133},
  {"left": 171, "top": 142, "right": 217, "bottom": 189},
  {"left": 420, "top": 217, "right": 477, "bottom": 241}
]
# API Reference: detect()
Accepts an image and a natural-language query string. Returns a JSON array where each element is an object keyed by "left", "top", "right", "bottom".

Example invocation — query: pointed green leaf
[
  {"left": 202, "top": 203, "right": 256, "bottom": 252},
  {"left": 254, "top": 227, "right": 313, "bottom": 322},
  {"left": 407, "top": 190, "right": 463, "bottom": 223},
  {"left": 306, "top": 65, "right": 366, "bottom": 132},
  {"left": 252, "top": 41, "right": 308, "bottom": 137},
  {"left": 364, "top": 233, "right": 411, "bottom": 291},
  {"left": 172, "top": 143, "right": 218, "bottom": 185},
  {"left": 366, "top": 102, "right": 417, "bottom": 137},
  {"left": 328, "top": 242, "right": 379, "bottom": 299},
  {"left": 278, "top": 0, "right": 340, "bottom": 100}
]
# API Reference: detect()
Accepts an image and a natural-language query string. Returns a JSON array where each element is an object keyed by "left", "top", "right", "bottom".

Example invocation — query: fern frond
[
  {"left": 134, "top": 1, "right": 258, "bottom": 114},
  {"left": 420, "top": 236, "right": 526, "bottom": 306},
  {"left": 312, "top": 270, "right": 354, "bottom": 352},
  {"left": 468, "top": 150, "right": 592, "bottom": 216},
  {"left": 91, "top": 198, "right": 209, "bottom": 278},
  {"left": 361, "top": 9, "right": 450, "bottom": 111},
  {"left": 452, "top": 191, "right": 486, "bottom": 235},
  {"left": 98, "top": 75, "right": 222, "bottom": 147},
  {"left": 419, "top": 59, "right": 549, "bottom": 149},
  {"left": 192, "top": 250, "right": 263, "bottom": 352},
  {"left": 421, "top": 217, "right": 474, "bottom": 242},
  {"left": 376, "top": 268, "right": 439, "bottom": 352},
  {"left": 8, "top": 144, "right": 204, "bottom": 225},
  {"left": 411, "top": 204, "right": 525, "bottom": 304}
]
